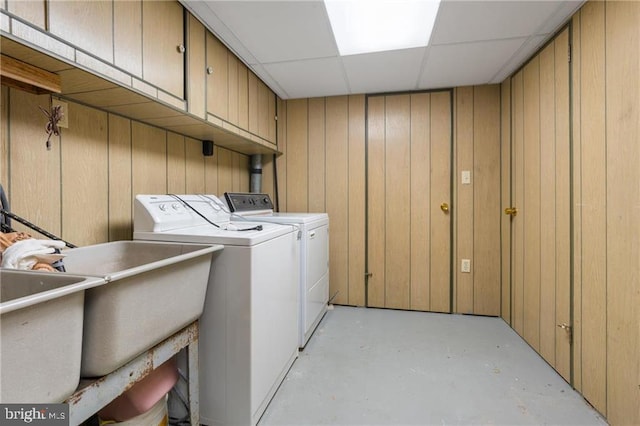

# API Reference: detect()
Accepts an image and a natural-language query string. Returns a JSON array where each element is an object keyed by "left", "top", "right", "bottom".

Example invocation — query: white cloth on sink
[{"left": 1, "top": 238, "right": 66, "bottom": 270}]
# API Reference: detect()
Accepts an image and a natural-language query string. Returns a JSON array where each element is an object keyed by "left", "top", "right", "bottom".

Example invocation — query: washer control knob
[
  {"left": 262, "top": 197, "right": 269, "bottom": 204},
  {"left": 171, "top": 203, "right": 181, "bottom": 210},
  {"left": 158, "top": 204, "right": 167, "bottom": 211}
]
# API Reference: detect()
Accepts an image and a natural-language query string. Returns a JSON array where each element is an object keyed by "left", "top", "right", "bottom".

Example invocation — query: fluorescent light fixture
[{"left": 324, "top": 0, "right": 441, "bottom": 56}]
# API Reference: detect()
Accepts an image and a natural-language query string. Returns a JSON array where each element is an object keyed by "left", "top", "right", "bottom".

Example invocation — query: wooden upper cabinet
[
  {"left": 7, "top": 0, "right": 46, "bottom": 29},
  {"left": 206, "top": 33, "right": 228, "bottom": 120},
  {"left": 249, "top": 71, "right": 276, "bottom": 144},
  {"left": 114, "top": 0, "right": 142, "bottom": 77},
  {"left": 237, "top": 62, "right": 249, "bottom": 130},
  {"left": 227, "top": 53, "right": 239, "bottom": 125},
  {"left": 49, "top": 0, "right": 113, "bottom": 63},
  {"left": 142, "top": 1, "right": 185, "bottom": 99},
  {"left": 187, "top": 13, "right": 206, "bottom": 119}
]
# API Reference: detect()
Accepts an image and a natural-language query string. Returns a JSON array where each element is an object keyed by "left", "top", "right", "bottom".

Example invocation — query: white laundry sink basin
[
  {"left": 61, "top": 241, "right": 222, "bottom": 377},
  {"left": 0, "top": 269, "right": 106, "bottom": 403}
]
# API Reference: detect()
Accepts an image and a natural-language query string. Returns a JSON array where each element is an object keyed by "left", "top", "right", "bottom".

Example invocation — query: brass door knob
[
  {"left": 440, "top": 202, "right": 449, "bottom": 213},
  {"left": 504, "top": 207, "right": 518, "bottom": 216}
]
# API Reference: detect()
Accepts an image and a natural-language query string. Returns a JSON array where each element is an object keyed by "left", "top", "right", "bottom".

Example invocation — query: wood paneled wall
[
  {"left": 499, "top": 2, "right": 639, "bottom": 423},
  {"left": 453, "top": 86, "right": 502, "bottom": 316},
  {"left": 1, "top": 88, "right": 250, "bottom": 246},
  {"left": 267, "top": 88, "right": 501, "bottom": 313},
  {"left": 571, "top": 2, "right": 639, "bottom": 423}
]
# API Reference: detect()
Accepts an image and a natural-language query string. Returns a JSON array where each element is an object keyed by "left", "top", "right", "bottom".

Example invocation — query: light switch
[
  {"left": 462, "top": 170, "right": 471, "bottom": 185},
  {"left": 461, "top": 259, "right": 471, "bottom": 273}
]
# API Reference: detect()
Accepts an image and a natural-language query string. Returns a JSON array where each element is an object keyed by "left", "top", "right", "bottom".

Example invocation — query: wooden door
[
  {"left": 367, "top": 91, "right": 452, "bottom": 312},
  {"left": 509, "top": 29, "right": 571, "bottom": 381},
  {"left": 206, "top": 33, "right": 228, "bottom": 120}
]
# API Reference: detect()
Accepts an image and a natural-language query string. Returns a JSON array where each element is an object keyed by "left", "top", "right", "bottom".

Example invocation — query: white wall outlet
[
  {"left": 52, "top": 99, "right": 69, "bottom": 128},
  {"left": 461, "top": 259, "right": 471, "bottom": 273},
  {"left": 461, "top": 170, "right": 471, "bottom": 185}
]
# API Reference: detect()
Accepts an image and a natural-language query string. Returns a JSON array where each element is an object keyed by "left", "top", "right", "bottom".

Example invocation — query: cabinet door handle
[
  {"left": 177, "top": 44, "right": 186, "bottom": 54},
  {"left": 206, "top": 66, "right": 214, "bottom": 75}
]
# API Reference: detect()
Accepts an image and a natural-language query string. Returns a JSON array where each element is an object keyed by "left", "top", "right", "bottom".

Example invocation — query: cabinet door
[
  {"left": 248, "top": 70, "right": 259, "bottom": 135},
  {"left": 206, "top": 33, "right": 228, "bottom": 120},
  {"left": 7, "top": 0, "right": 45, "bottom": 29},
  {"left": 237, "top": 62, "right": 249, "bottom": 130},
  {"left": 142, "top": 0, "right": 184, "bottom": 99},
  {"left": 114, "top": 0, "right": 142, "bottom": 77},
  {"left": 227, "top": 53, "right": 239, "bottom": 126},
  {"left": 49, "top": 0, "right": 113, "bottom": 63},
  {"left": 187, "top": 13, "right": 206, "bottom": 118}
]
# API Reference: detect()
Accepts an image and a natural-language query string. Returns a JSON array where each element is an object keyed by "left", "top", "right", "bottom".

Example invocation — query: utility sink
[
  {"left": 0, "top": 269, "right": 106, "bottom": 403},
  {"left": 61, "top": 241, "right": 222, "bottom": 377}
]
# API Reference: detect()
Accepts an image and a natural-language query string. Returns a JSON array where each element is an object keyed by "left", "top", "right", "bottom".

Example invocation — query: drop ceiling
[{"left": 180, "top": 0, "right": 584, "bottom": 100}]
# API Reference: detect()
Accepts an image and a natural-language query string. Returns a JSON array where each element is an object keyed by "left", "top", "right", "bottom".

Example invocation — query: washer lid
[
  {"left": 134, "top": 221, "right": 294, "bottom": 246},
  {"left": 259, "top": 212, "right": 329, "bottom": 226}
]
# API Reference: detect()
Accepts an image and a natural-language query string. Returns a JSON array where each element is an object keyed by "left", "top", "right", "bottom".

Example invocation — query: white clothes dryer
[
  {"left": 133, "top": 194, "right": 299, "bottom": 426},
  {"left": 224, "top": 192, "right": 329, "bottom": 349}
]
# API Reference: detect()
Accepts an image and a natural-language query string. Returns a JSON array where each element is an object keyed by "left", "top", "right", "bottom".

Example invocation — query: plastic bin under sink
[
  {"left": 0, "top": 269, "right": 106, "bottom": 403},
  {"left": 60, "top": 241, "right": 222, "bottom": 377}
]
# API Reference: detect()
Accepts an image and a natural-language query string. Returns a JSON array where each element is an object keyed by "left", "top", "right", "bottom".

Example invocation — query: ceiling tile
[
  {"left": 342, "top": 48, "right": 426, "bottom": 94},
  {"left": 202, "top": 1, "right": 338, "bottom": 64},
  {"left": 419, "top": 38, "right": 527, "bottom": 89},
  {"left": 431, "top": 0, "right": 565, "bottom": 45},
  {"left": 263, "top": 57, "right": 348, "bottom": 99}
]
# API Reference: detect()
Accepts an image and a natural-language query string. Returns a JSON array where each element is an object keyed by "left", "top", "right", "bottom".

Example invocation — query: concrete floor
[{"left": 259, "top": 306, "right": 606, "bottom": 426}]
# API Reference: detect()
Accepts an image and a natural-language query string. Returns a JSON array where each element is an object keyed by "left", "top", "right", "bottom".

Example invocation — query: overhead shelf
[{"left": 0, "top": 12, "right": 279, "bottom": 156}]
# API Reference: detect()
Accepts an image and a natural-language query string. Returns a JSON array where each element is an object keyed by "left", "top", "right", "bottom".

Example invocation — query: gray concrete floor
[{"left": 259, "top": 306, "right": 606, "bottom": 426}]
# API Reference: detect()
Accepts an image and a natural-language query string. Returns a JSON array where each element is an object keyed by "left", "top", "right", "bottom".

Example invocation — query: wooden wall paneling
[
  {"left": 61, "top": 102, "right": 108, "bottom": 246},
  {"left": 500, "top": 79, "right": 512, "bottom": 324},
  {"left": 522, "top": 57, "right": 541, "bottom": 349},
  {"left": 142, "top": 0, "right": 184, "bottom": 99},
  {"left": 348, "top": 95, "right": 366, "bottom": 306},
  {"left": 325, "top": 96, "right": 349, "bottom": 305},
  {"left": 367, "top": 96, "right": 386, "bottom": 308},
  {"left": 108, "top": 114, "right": 132, "bottom": 241},
  {"left": 1, "top": 86, "right": 8, "bottom": 187},
  {"left": 285, "top": 99, "right": 308, "bottom": 212},
  {"left": 512, "top": 70, "right": 525, "bottom": 335},
  {"left": 605, "top": 2, "right": 640, "bottom": 423},
  {"left": 204, "top": 146, "right": 219, "bottom": 195},
  {"left": 248, "top": 71, "right": 259, "bottom": 135},
  {"left": 307, "top": 97, "right": 325, "bottom": 212},
  {"left": 384, "top": 94, "right": 411, "bottom": 309},
  {"left": 49, "top": 0, "right": 113, "bottom": 63},
  {"left": 238, "top": 63, "right": 249, "bottom": 130},
  {"left": 571, "top": 11, "right": 583, "bottom": 392},
  {"left": 455, "top": 87, "right": 474, "bottom": 314},
  {"left": 167, "top": 132, "right": 186, "bottom": 193},
  {"left": 114, "top": 0, "right": 142, "bottom": 77},
  {"left": 473, "top": 85, "right": 501, "bottom": 316},
  {"left": 206, "top": 33, "right": 228, "bottom": 120},
  {"left": 409, "top": 93, "right": 431, "bottom": 311},
  {"left": 276, "top": 99, "right": 287, "bottom": 210},
  {"left": 8, "top": 90, "right": 61, "bottom": 238},
  {"left": 7, "top": 0, "right": 45, "bottom": 29},
  {"left": 554, "top": 28, "right": 571, "bottom": 382},
  {"left": 261, "top": 154, "right": 275, "bottom": 201},
  {"left": 538, "top": 42, "right": 557, "bottom": 364},
  {"left": 579, "top": 1, "right": 607, "bottom": 414},
  {"left": 429, "top": 91, "right": 452, "bottom": 313},
  {"left": 132, "top": 122, "right": 167, "bottom": 195},
  {"left": 217, "top": 147, "right": 233, "bottom": 194},
  {"left": 227, "top": 54, "right": 239, "bottom": 126},
  {"left": 231, "top": 152, "right": 241, "bottom": 191},
  {"left": 186, "top": 13, "right": 206, "bottom": 119},
  {"left": 185, "top": 136, "right": 205, "bottom": 193}
]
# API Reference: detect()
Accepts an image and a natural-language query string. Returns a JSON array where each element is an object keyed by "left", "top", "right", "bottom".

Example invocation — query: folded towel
[{"left": 1, "top": 238, "right": 66, "bottom": 270}]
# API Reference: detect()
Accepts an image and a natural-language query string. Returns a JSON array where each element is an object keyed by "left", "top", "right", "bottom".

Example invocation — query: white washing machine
[
  {"left": 133, "top": 194, "right": 299, "bottom": 426},
  {"left": 224, "top": 192, "right": 329, "bottom": 349}
]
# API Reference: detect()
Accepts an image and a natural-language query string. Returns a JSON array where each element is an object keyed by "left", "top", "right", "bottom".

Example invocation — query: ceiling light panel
[{"left": 325, "top": 0, "right": 441, "bottom": 56}]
